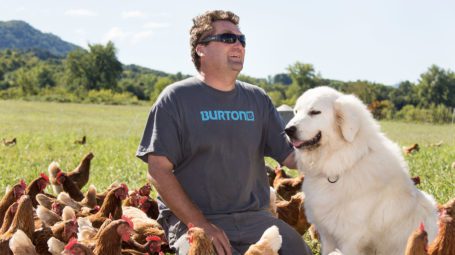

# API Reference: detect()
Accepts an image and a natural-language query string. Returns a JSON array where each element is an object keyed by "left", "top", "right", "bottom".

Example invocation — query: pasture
[{"left": 0, "top": 99, "right": 454, "bottom": 254}]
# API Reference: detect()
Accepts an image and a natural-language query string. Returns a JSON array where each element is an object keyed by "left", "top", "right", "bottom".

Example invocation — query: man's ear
[
  {"left": 333, "top": 95, "right": 360, "bottom": 143},
  {"left": 196, "top": 45, "right": 205, "bottom": 56}
]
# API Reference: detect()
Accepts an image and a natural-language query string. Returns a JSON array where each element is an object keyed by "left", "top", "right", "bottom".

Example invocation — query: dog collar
[{"left": 328, "top": 175, "right": 339, "bottom": 183}]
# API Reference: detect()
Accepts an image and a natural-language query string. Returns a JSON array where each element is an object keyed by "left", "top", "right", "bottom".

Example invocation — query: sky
[{"left": 1, "top": 0, "right": 454, "bottom": 85}]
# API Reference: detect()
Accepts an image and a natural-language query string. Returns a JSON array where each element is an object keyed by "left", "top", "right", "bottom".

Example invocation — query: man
[{"left": 137, "top": 10, "right": 312, "bottom": 255}]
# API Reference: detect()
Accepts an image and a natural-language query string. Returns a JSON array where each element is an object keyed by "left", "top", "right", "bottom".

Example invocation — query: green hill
[{"left": 0, "top": 20, "right": 81, "bottom": 57}]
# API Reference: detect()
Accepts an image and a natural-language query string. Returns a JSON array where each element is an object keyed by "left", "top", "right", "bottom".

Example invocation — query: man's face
[{"left": 198, "top": 20, "right": 245, "bottom": 73}]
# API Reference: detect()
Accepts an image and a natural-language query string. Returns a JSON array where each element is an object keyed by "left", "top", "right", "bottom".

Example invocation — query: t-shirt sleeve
[
  {"left": 136, "top": 91, "right": 183, "bottom": 166},
  {"left": 263, "top": 95, "right": 294, "bottom": 164}
]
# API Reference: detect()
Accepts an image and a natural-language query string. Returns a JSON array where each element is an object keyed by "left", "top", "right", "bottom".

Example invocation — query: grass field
[{"left": 0, "top": 99, "right": 454, "bottom": 254}]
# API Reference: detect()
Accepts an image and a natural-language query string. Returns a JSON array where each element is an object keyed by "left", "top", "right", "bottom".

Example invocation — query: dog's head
[{"left": 285, "top": 86, "right": 374, "bottom": 152}]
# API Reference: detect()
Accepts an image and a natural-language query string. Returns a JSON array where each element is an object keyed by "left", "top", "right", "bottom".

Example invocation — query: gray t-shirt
[{"left": 136, "top": 77, "right": 293, "bottom": 215}]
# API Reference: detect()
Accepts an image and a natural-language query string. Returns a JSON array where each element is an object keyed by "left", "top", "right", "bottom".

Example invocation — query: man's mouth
[{"left": 290, "top": 131, "right": 322, "bottom": 149}]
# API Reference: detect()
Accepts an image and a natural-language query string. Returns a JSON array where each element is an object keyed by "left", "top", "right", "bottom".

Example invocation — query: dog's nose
[{"left": 285, "top": 126, "right": 297, "bottom": 138}]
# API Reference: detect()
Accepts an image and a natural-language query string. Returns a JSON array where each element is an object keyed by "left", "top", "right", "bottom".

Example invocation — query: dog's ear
[{"left": 334, "top": 95, "right": 361, "bottom": 143}]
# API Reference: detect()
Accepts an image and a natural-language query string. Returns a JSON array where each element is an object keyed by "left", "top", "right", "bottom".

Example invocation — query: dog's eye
[{"left": 309, "top": 110, "right": 321, "bottom": 116}]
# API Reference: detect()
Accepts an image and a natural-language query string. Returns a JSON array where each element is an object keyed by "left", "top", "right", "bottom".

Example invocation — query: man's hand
[{"left": 196, "top": 221, "right": 232, "bottom": 255}]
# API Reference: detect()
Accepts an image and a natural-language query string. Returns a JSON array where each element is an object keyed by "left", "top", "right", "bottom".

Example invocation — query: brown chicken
[
  {"left": 428, "top": 197, "right": 455, "bottom": 255},
  {"left": 2, "top": 138, "right": 16, "bottom": 146},
  {"left": 95, "top": 182, "right": 121, "bottom": 206},
  {"left": 405, "top": 223, "right": 428, "bottom": 255},
  {"left": 51, "top": 218, "right": 78, "bottom": 243},
  {"left": 0, "top": 180, "right": 26, "bottom": 227},
  {"left": 244, "top": 225, "right": 282, "bottom": 255},
  {"left": 54, "top": 169, "right": 85, "bottom": 201},
  {"left": 26, "top": 173, "right": 50, "bottom": 208},
  {"left": 32, "top": 224, "right": 54, "bottom": 255},
  {"left": 93, "top": 217, "right": 134, "bottom": 255},
  {"left": 0, "top": 202, "right": 18, "bottom": 235},
  {"left": 88, "top": 184, "right": 128, "bottom": 228},
  {"left": 276, "top": 192, "right": 310, "bottom": 235},
  {"left": 403, "top": 143, "right": 420, "bottom": 155},
  {"left": 122, "top": 206, "right": 164, "bottom": 245},
  {"left": 0, "top": 195, "right": 34, "bottom": 255},
  {"left": 67, "top": 152, "right": 94, "bottom": 190},
  {"left": 8, "top": 229, "right": 38, "bottom": 255},
  {"left": 48, "top": 161, "right": 64, "bottom": 194},
  {"left": 62, "top": 238, "right": 94, "bottom": 255},
  {"left": 273, "top": 167, "right": 304, "bottom": 201},
  {"left": 187, "top": 225, "right": 216, "bottom": 255},
  {"left": 74, "top": 135, "right": 86, "bottom": 145},
  {"left": 138, "top": 196, "right": 159, "bottom": 220}
]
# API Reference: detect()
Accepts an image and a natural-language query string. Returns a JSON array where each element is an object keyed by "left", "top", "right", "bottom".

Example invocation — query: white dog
[{"left": 285, "top": 86, "right": 438, "bottom": 255}]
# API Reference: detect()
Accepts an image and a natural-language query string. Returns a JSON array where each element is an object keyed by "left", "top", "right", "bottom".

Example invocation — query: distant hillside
[{"left": 0, "top": 20, "right": 81, "bottom": 57}]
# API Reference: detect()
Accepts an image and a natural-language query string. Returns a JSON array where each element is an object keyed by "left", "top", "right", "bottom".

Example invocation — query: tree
[
  {"left": 286, "top": 62, "right": 319, "bottom": 91},
  {"left": 415, "top": 65, "right": 455, "bottom": 108},
  {"left": 150, "top": 77, "right": 174, "bottom": 103},
  {"left": 64, "top": 41, "right": 122, "bottom": 92}
]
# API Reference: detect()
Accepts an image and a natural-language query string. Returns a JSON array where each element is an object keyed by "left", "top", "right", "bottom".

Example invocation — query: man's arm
[
  {"left": 147, "top": 154, "right": 232, "bottom": 255},
  {"left": 281, "top": 150, "right": 297, "bottom": 169}
]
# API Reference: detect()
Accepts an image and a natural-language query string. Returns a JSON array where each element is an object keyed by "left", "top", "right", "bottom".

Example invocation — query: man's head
[{"left": 190, "top": 10, "right": 244, "bottom": 72}]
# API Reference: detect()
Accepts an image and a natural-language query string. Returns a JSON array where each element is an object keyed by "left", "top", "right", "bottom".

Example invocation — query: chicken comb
[
  {"left": 146, "top": 235, "right": 161, "bottom": 242},
  {"left": 122, "top": 215, "right": 134, "bottom": 228},
  {"left": 64, "top": 237, "right": 78, "bottom": 250},
  {"left": 40, "top": 173, "right": 50, "bottom": 183},
  {"left": 419, "top": 222, "right": 425, "bottom": 232},
  {"left": 139, "top": 196, "right": 148, "bottom": 204},
  {"left": 19, "top": 179, "right": 26, "bottom": 189},
  {"left": 121, "top": 183, "right": 129, "bottom": 194},
  {"left": 56, "top": 171, "right": 64, "bottom": 183},
  {"left": 188, "top": 223, "right": 195, "bottom": 229}
]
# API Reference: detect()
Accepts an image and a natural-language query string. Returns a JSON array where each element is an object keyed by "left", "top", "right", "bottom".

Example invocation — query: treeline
[{"left": 0, "top": 42, "right": 454, "bottom": 123}]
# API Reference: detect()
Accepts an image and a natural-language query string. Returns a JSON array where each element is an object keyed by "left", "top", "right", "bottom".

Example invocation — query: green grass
[{"left": 1, "top": 100, "right": 454, "bottom": 255}]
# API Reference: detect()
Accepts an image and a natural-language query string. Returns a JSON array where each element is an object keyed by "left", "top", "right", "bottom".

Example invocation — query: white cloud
[
  {"left": 122, "top": 11, "right": 146, "bottom": 19},
  {"left": 143, "top": 21, "right": 170, "bottom": 29},
  {"left": 131, "top": 30, "right": 153, "bottom": 45},
  {"left": 103, "top": 27, "right": 128, "bottom": 43},
  {"left": 65, "top": 9, "right": 98, "bottom": 17}
]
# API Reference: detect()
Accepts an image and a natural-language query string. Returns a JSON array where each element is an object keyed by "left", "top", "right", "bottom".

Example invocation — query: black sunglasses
[{"left": 199, "top": 33, "right": 246, "bottom": 47}]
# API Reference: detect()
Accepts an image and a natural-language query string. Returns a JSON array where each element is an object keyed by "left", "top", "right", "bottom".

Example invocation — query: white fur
[{"left": 287, "top": 86, "right": 438, "bottom": 255}]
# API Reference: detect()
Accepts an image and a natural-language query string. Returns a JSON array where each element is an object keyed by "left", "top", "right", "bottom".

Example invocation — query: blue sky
[{"left": 1, "top": 0, "right": 454, "bottom": 85}]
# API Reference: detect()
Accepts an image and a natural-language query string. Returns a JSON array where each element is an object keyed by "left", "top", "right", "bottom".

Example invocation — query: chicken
[
  {"left": 26, "top": 173, "right": 50, "bottom": 208},
  {"left": 412, "top": 176, "right": 421, "bottom": 186},
  {"left": 80, "top": 184, "right": 97, "bottom": 209},
  {"left": 62, "top": 237, "right": 94, "bottom": 255},
  {"left": 276, "top": 192, "right": 310, "bottom": 235},
  {"left": 48, "top": 161, "right": 64, "bottom": 194},
  {"left": 428, "top": 197, "right": 455, "bottom": 255},
  {"left": 405, "top": 223, "right": 428, "bottom": 255},
  {"left": 0, "top": 202, "right": 18, "bottom": 234},
  {"left": 273, "top": 167, "right": 304, "bottom": 201},
  {"left": 269, "top": 187, "right": 278, "bottom": 217},
  {"left": 138, "top": 183, "right": 152, "bottom": 197},
  {"left": 95, "top": 182, "right": 121, "bottom": 206},
  {"left": 124, "top": 207, "right": 164, "bottom": 245},
  {"left": 93, "top": 216, "right": 134, "bottom": 255},
  {"left": 54, "top": 169, "right": 85, "bottom": 201},
  {"left": 74, "top": 135, "right": 86, "bottom": 145},
  {"left": 244, "top": 225, "right": 282, "bottom": 255},
  {"left": 32, "top": 225, "right": 54, "bottom": 255},
  {"left": 88, "top": 184, "right": 128, "bottom": 228},
  {"left": 8, "top": 229, "right": 38, "bottom": 255},
  {"left": 0, "top": 180, "right": 26, "bottom": 227},
  {"left": 403, "top": 143, "right": 420, "bottom": 155},
  {"left": 0, "top": 195, "right": 34, "bottom": 255},
  {"left": 2, "top": 138, "right": 16, "bottom": 146},
  {"left": 51, "top": 218, "right": 78, "bottom": 243},
  {"left": 187, "top": 224, "right": 216, "bottom": 255},
  {"left": 47, "top": 237, "right": 66, "bottom": 255},
  {"left": 37, "top": 205, "right": 76, "bottom": 227},
  {"left": 67, "top": 152, "right": 94, "bottom": 190},
  {"left": 138, "top": 196, "right": 159, "bottom": 220}
]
